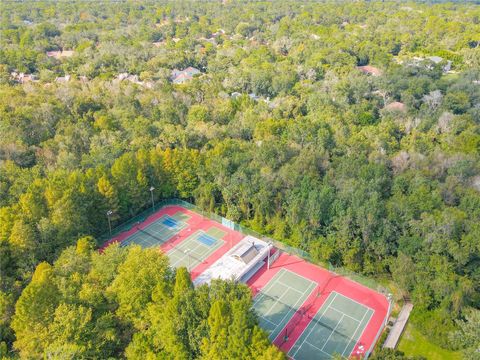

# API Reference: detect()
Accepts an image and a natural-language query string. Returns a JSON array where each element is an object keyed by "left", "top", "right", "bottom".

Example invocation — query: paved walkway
[{"left": 383, "top": 302, "right": 414, "bottom": 349}]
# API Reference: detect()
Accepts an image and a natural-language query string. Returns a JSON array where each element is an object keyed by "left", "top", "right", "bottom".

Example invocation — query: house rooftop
[
  {"left": 357, "top": 65, "right": 382, "bottom": 76},
  {"left": 384, "top": 101, "right": 407, "bottom": 112},
  {"left": 428, "top": 56, "right": 443, "bottom": 64},
  {"left": 171, "top": 67, "right": 201, "bottom": 84},
  {"left": 46, "top": 50, "right": 74, "bottom": 59}
]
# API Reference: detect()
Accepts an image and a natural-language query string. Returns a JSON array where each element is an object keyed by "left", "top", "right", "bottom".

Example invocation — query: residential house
[
  {"left": 384, "top": 101, "right": 407, "bottom": 112},
  {"left": 406, "top": 56, "right": 452, "bottom": 73},
  {"left": 55, "top": 75, "right": 71, "bottom": 83},
  {"left": 10, "top": 72, "right": 37, "bottom": 84},
  {"left": 248, "top": 93, "right": 260, "bottom": 101},
  {"left": 116, "top": 73, "right": 153, "bottom": 88},
  {"left": 171, "top": 67, "right": 201, "bottom": 84},
  {"left": 357, "top": 65, "right": 382, "bottom": 76},
  {"left": 46, "top": 50, "right": 74, "bottom": 59},
  {"left": 427, "top": 56, "right": 452, "bottom": 72},
  {"left": 212, "top": 29, "right": 226, "bottom": 38}
]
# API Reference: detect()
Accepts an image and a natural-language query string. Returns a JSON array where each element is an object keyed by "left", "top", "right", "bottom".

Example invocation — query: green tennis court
[
  {"left": 253, "top": 269, "right": 317, "bottom": 342},
  {"left": 288, "top": 291, "right": 374, "bottom": 360},
  {"left": 167, "top": 227, "right": 225, "bottom": 271},
  {"left": 120, "top": 214, "right": 187, "bottom": 248}
]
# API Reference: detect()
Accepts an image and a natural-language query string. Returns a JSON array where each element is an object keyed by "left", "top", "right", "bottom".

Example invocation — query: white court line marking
[
  {"left": 169, "top": 241, "right": 204, "bottom": 268},
  {"left": 150, "top": 215, "right": 186, "bottom": 236},
  {"left": 194, "top": 237, "right": 219, "bottom": 250},
  {"left": 259, "top": 315, "right": 277, "bottom": 327},
  {"left": 254, "top": 269, "right": 317, "bottom": 341},
  {"left": 123, "top": 214, "right": 186, "bottom": 245},
  {"left": 175, "top": 243, "right": 204, "bottom": 267},
  {"left": 303, "top": 339, "right": 337, "bottom": 358},
  {"left": 320, "top": 314, "right": 345, "bottom": 352},
  {"left": 263, "top": 287, "right": 305, "bottom": 318},
  {"left": 253, "top": 269, "right": 314, "bottom": 308},
  {"left": 182, "top": 234, "right": 223, "bottom": 254},
  {"left": 329, "top": 305, "right": 362, "bottom": 323},
  {"left": 253, "top": 269, "right": 290, "bottom": 306},
  {"left": 262, "top": 286, "right": 299, "bottom": 318},
  {"left": 267, "top": 282, "right": 316, "bottom": 339},
  {"left": 169, "top": 230, "right": 204, "bottom": 249},
  {"left": 329, "top": 291, "right": 375, "bottom": 314},
  {"left": 163, "top": 214, "right": 187, "bottom": 229},
  {"left": 253, "top": 269, "right": 318, "bottom": 306},
  {"left": 291, "top": 292, "right": 338, "bottom": 359},
  {"left": 290, "top": 291, "right": 375, "bottom": 360},
  {"left": 280, "top": 269, "right": 320, "bottom": 289},
  {"left": 169, "top": 231, "right": 224, "bottom": 268},
  {"left": 340, "top": 309, "right": 369, "bottom": 357},
  {"left": 277, "top": 280, "right": 306, "bottom": 295},
  {"left": 342, "top": 309, "right": 374, "bottom": 357},
  {"left": 323, "top": 291, "right": 376, "bottom": 358},
  {"left": 252, "top": 292, "right": 269, "bottom": 309}
]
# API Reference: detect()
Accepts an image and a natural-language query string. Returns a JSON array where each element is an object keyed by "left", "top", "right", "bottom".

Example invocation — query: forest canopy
[
  {"left": 9, "top": 239, "right": 283, "bottom": 359},
  {"left": 0, "top": 0, "right": 479, "bottom": 359}
]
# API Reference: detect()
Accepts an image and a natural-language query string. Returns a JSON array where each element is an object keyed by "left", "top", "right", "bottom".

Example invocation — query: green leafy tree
[
  {"left": 11, "top": 262, "right": 60, "bottom": 358},
  {"left": 108, "top": 246, "right": 173, "bottom": 328}
]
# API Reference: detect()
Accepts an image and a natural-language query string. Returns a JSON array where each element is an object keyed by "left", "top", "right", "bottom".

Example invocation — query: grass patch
[{"left": 398, "top": 323, "right": 463, "bottom": 360}]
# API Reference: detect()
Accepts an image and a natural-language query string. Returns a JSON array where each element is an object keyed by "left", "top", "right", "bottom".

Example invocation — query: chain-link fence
[
  {"left": 98, "top": 198, "right": 393, "bottom": 357},
  {"left": 99, "top": 198, "right": 390, "bottom": 295}
]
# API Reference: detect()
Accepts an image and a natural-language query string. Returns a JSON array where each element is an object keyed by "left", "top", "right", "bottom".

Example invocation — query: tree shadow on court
[{"left": 281, "top": 273, "right": 343, "bottom": 344}]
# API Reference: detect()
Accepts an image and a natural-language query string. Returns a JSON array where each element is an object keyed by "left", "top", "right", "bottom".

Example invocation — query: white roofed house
[
  {"left": 116, "top": 73, "right": 153, "bottom": 88},
  {"left": 408, "top": 56, "right": 453, "bottom": 73},
  {"left": 212, "top": 29, "right": 226, "bottom": 37},
  {"left": 427, "top": 56, "right": 452, "bottom": 73},
  {"left": 46, "top": 50, "right": 74, "bottom": 59},
  {"left": 55, "top": 74, "right": 71, "bottom": 83}
]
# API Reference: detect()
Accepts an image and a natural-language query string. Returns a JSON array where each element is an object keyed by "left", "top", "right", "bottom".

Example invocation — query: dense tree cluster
[
  {"left": 8, "top": 239, "right": 283, "bottom": 359},
  {"left": 0, "top": 0, "right": 479, "bottom": 358}
]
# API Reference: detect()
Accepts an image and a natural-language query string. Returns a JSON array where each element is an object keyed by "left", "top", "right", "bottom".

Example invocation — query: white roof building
[{"left": 194, "top": 236, "right": 271, "bottom": 286}]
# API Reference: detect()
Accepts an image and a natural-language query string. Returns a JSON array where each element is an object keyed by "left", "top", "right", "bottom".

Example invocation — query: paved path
[{"left": 383, "top": 302, "right": 414, "bottom": 349}]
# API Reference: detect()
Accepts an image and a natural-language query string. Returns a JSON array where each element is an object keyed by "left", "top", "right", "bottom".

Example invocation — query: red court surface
[
  {"left": 100, "top": 205, "right": 243, "bottom": 280},
  {"left": 102, "top": 205, "right": 389, "bottom": 358},
  {"left": 247, "top": 252, "right": 389, "bottom": 359}
]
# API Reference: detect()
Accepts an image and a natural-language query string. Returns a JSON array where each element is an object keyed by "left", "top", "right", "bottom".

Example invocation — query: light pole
[
  {"left": 107, "top": 210, "right": 113, "bottom": 235},
  {"left": 149, "top": 186, "right": 155, "bottom": 211},
  {"left": 267, "top": 241, "right": 272, "bottom": 270},
  {"left": 185, "top": 249, "right": 191, "bottom": 270}
]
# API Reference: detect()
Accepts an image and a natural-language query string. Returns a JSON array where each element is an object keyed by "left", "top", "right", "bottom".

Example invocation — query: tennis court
[
  {"left": 120, "top": 214, "right": 186, "bottom": 248},
  {"left": 288, "top": 291, "right": 374, "bottom": 359},
  {"left": 167, "top": 227, "right": 225, "bottom": 271},
  {"left": 253, "top": 269, "right": 317, "bottom": 342}
]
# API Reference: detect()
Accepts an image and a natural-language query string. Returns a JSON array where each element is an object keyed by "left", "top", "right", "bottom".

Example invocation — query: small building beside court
[{"left": 193, "top": 236, "right": 271, "bottom": 286}]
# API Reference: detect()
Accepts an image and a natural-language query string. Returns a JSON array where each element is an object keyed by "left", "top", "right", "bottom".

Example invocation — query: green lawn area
[{"left": 398, "top": 323, "right": 463, "bottom": 360}]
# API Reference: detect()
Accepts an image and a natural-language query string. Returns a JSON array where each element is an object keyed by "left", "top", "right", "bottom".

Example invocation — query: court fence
[
  {"left": 99, "top": 198, "right": 391, "bottom": 296},
  {"left": 99, "top": 198, "right": 393, "bottom": 358}
]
